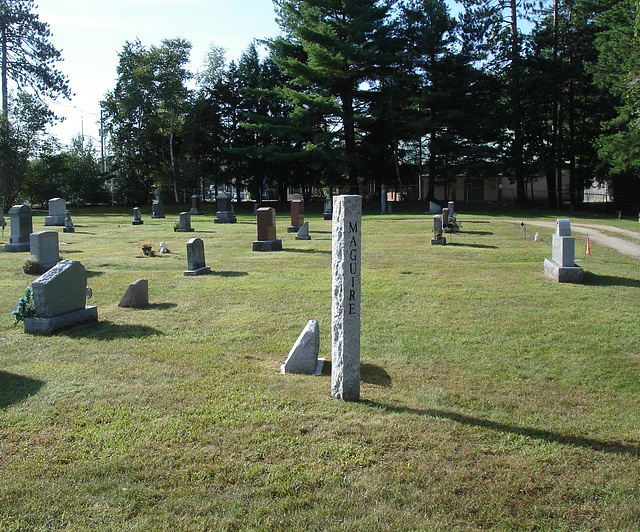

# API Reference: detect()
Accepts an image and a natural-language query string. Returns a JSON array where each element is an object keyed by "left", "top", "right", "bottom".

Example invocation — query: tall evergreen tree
[{"left": 271, "top": 0, "right": 394, "bottom": 193}]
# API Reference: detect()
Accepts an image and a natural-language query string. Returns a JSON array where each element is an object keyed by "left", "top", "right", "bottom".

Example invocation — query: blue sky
[{"left": 34, "top": 0, "right": 462, "bottom": 147}]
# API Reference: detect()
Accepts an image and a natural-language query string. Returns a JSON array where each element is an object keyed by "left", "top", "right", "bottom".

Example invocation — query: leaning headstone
[
  {"left": 44, "top": 198, "right": 66, "bottom": 226},
  {"left": 323, "top": 194, "right": 333, "bottom": 220},
  {"left": 428, "top": 201, "right": 441, "bottom": 214},
  {"left": 5, "top": 205, "right": 33, "bottom": 252},
  {"left": 118, "top": 279, "right": 149, "bottom": 307},
  {"left": 29, "top": 231, "right": 59, "bottom": 272},
  {"left": 23, "top": 260, "right": 97, "bottom": 335},
  {"left": 543, "top": 218, "right": 583, "bottom": 283},
  {"left": 281, "top": 319, "right": 324, "bottom": 375},
  {"left": 189, "top": 194, "right": 204, "bottom": 215},
  {"left": 132, "top": 207, "right": 144, "bottom": 225},
  {"left": 183, "top": 237, "right": 211, "bottom": 276},
  {"left": 214, "top": 191, "right": 237, "bottom": 224},
  {"left": 252, "top": 207, "right": 282, "bottom": 252},
  {"left": 431, "top": 214, "right": 446, "bottom": 245},
  {"left": 296, "top": 220, "right": 311, "bottom": 240},
  {"left": 331, "top": 195, "right": 362, "bottom": 402},
  {"left": 152, "top": 190, "right": 165, "bottom": 219},
  {"left": 63, "top": 210, "right": 75, "bottom": 233},
  {"left": 175, "top": 212, "right": 194, "bottom": 232},
  {"left": 287, "top": 199, "right": 304, "bottom": 232}
]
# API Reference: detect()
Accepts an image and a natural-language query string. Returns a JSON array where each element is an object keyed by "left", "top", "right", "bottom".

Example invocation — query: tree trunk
[
  {"left": 341, "top": 86, "right": 359, "bottom": 194},
  {"left": 1, "top": 19, "right": 8, "bottom": 117},
  {"left": 510, "top": 0, "right": 526, "bottom": 205}
]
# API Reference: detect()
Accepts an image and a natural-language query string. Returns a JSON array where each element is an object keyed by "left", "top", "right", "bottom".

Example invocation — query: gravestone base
[
  {"left": 175, "top": 228, "right": 194, "bottom": 232},
  {"left": 183, "top": 266, "right": 211, "bottom": 276},
  {"left": 44, "top": 215, "right": 66, "bottom": 226},
  {"left": 430, "top": 237, "right": 446, "bottom": 246},
  {"left": 5, "top": 242, "right": 30, "bottom": 252},
  {"left": 24, "top": 305, "right": 98, "bottom": 335},
  {"left": 544, "top": 258, "right": 583, "bottom": 283},
  {"left": 323, "top": 213, "right": 332, "bottom": 220},
  {"left": 63, "top": 227, "right": 75, "bottom": 233},
  {"left": 214, "top": 212, "right": 237, "bottom": 223},
  {"left": 252, "top": 239, "right": 282, "bottom": 252},
  {"left": 189, "top": 208, "right": 204, "bottom": 216},
  {"left": 132, "top": 220, "right": 144, "bottom": 225},
  {"left": 287, "top": 225, "right": 301, "bottom": 233}
]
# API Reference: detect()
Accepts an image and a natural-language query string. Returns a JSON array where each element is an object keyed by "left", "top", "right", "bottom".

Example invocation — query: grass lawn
[{"left": 0, "top": 205, "right": 639, "bottom": 531}]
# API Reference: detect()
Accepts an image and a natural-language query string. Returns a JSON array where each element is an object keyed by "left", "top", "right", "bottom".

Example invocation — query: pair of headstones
[{"left": 282, "top": 195, "right": 361, "bottom": 403}]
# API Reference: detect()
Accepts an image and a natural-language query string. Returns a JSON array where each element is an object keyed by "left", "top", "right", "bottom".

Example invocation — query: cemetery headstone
[
  {"left": 23, "top": 260, "right": 97, "bottom": 335},
  {"left": 152, "top": 190, "right": 165, "bottom": 219},
  {"left": 428, "top": 201, "right": 440, "bottom": 214},
  {"left": 175, "top": 212, "right": 194, "bottom": 232},
  {"left": 214, "top": 191, "right": 237, "bottom": 223},
  {"left": 323, "top": 194, "right": 333, "bottom": 220},
  {"left": 159, "top": 241, "right": 168, "bottom": 254},
  {"left": 189, "top": 194, "right": 204, "bottom": 215},
  {"left": 118, "top": 278, "right": 149, "bottom": 307},
  {"left": 252, "top": 207, "right": 282, "bottom": 252},
  {"left": 431, "top": 214, "right": 446, "bottom": 245},
  {"left": 543, "top": 218, "right": 583, "bottom": 283},
  {"left": 381, "top": 185, "right": 388, "bottom": 214},
  {"left": 132, "top": 207, "right": 144, "bottom": 225},
  {"left": 29, "top": 231, "right": 59, "bottom": 272},
  {"left": 63, "top": 210, "right": 75, "bottom": 233},
  {"left": 296, "top": 221, "right": 311, "bottom": 240},
  {"left": 183, "top": 237, "right": 211, "bottom": 276},
  {"left": 5, "top": 205, "right": 33, "bottom": 252},
  {"left": 448, "top": 201, "right": 455, "bottom": 217},
  {"left": 287, "top": 199, "right": 304, "bottom": 232},
  {"left": 280, "top": 319, "right": 324, "bottom": 375},
  {"left": 44, "top": 198, "right": 66, "bottom": 226},
  {"left": 442, "top": 207, "right": 450, "bottom": 229},
  {"left": 331, "top": 195, "right": 362, "bottom": 402}
]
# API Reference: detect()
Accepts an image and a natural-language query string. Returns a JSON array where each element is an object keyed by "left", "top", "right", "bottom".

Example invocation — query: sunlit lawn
[{"left": 0, "top": 204, "right": 639, "bottom": 531}]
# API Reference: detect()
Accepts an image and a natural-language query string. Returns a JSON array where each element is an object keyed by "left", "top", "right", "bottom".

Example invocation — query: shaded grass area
[{"left": 1, "top": 209, "right": 640, "bottom": 530}]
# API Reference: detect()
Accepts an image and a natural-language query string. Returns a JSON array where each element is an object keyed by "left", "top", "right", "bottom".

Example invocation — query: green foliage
[{"left": 102, "top": 38, "right": 193, "bottom": 204}]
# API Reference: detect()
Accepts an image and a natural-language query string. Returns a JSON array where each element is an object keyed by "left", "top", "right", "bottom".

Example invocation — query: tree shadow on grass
[
  {"left": 212, "top": 271, "right": 249, "bottom": 277},
  {"left": 283, "top": 248, "right": 331, "bottom": 255},
  {"left": 321, "top": 362, "right": 392, "bottom": 387},
  {"left": 364, "top": 402, "right": 640, "bottom": 457},
  {"left": 460, "top": 230, "right": 494, "bottom": 236},
  {"left": 0, "top": 371, "right": 45, "bottom": 409},
  {"left": 447, "top": 243, "right": 498, "bottom": 249},
  {"left": 59, "top": 320, "right": 163, "bottom": 341},
  {"left": 583, "top": 272, "right": 640, "bottom": 288}
]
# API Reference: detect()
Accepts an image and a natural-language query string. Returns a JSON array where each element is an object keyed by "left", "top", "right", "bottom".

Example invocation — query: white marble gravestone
[
  {"left": 431, "top": 214, "right": 446, "bottom": 245},
  {"left": 281, "top": 319, "right": 323, "bottom": 375},
  {"left": 44, "top": 198, "right": 66, "bottom": 226},
  {"left": 331, "top": 195, "right": 361, "bottom": 402},
  {"left": 29, "top": 231, "right": 59, "bottom": 272},
  {"left": 184, "top": 237, "right": 211, "bottom": 276},
  {"left": 24, "top": 260, "right": 97, "bottom": 335}
]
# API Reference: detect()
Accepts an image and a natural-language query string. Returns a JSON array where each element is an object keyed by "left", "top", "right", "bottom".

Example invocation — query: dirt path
[{"left": 513, "top": 220, "right": 640, "bottom": 261}]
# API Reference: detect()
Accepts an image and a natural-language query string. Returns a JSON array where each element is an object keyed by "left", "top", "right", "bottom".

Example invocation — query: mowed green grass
[{"left": 0, "top": 206, "right": 639, "bottom": 531}]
